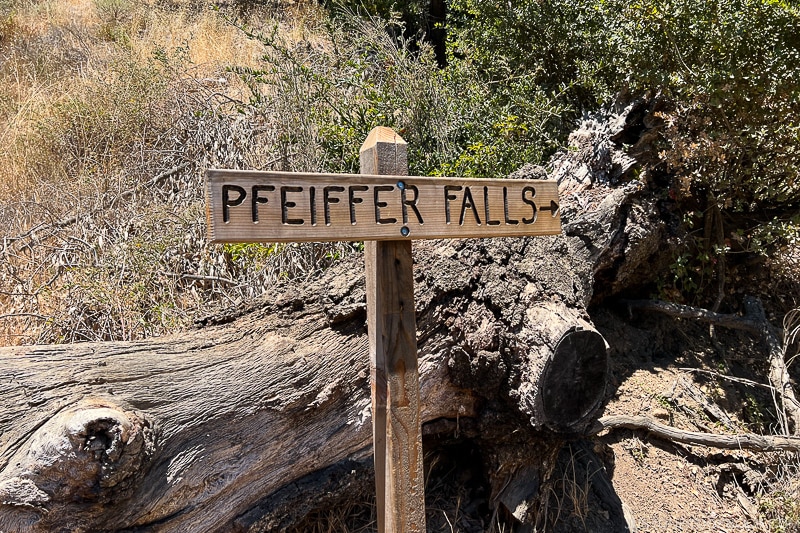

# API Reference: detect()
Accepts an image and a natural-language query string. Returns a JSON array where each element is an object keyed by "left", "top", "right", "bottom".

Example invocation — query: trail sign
[
  {"left": 204, "top": 127, "right": 561, "bottom": 533},
  {"left": 205, "top": 172, "right": 560, "bottom": 243}
]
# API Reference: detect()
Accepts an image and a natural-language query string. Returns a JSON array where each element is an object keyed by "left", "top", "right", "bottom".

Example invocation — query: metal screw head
[{"left": 400, "top": 226, "right": 410, "bottom": 237}]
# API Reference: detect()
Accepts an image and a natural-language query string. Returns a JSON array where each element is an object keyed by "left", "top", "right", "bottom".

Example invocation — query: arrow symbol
[{"left": 540, "top": 200, "right": 559, "bottom": 217}]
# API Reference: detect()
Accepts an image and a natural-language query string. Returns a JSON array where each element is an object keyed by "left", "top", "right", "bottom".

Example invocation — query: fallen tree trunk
[{"left": 0, "top": 232, "right": 612, "bottom": 532}]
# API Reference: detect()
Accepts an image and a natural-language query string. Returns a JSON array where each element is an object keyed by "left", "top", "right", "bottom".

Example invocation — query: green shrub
[
  {"left": 447, "top": 0, "right": 800, "bottom": 209},
  {"left": 440, "top": 0, "right": 800, "bottom": 304},
  {"left": 232, "top": 7, "right": 565, "bottom": 179}
]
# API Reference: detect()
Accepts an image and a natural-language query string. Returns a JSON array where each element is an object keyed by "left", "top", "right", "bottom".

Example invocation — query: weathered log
[
  {"left": 2, "top": 106, "right": 699, "bottom": 533},
  {"left": 0, "top": 228, "right": 611, "bottom": 532},
  {"left": 518, "top": 303, "right": 608, "bottom": 432}
]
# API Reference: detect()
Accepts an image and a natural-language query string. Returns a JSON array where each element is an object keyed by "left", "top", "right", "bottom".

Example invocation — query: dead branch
[
  {"left": 590, "top": 415, "right": 800, "bottom": 452},
  {"left": 107, "top": 162, "right": 191, "bottom": 209},
  {"left": 0, "top": 312, "right": 57, "bottom": 322},
  {"left": 678, "top": 377, "right": 737, "bottom": 431},
  {"left": 624, "top": 296, "right": 800, "bottom": 435},
  {"left": 679, "top": 368, "right": 776, "bottom": 392},
  {"left": 743, "top": 296, "right": 800, "bottom": 435},
  {"left": 784, "top": 308, "right": 800, "bottom": 369},
  {"left": 621, "top": 299, "right": 761, "bottom": 334},
  {"left": 158, "top": 271, "right": 238, "bottom": 286},
  {"left": 5, "top": 162, "right": 192, "bottom": 250}
]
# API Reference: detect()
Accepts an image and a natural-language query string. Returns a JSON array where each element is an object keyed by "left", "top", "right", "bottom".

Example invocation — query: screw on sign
[{"left": 205, "top": 127, "right": 562, "bottom": 533}]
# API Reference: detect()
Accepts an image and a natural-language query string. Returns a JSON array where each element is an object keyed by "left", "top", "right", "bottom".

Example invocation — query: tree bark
[{"left": 0, "top": 227, "right": 614, "bottom": 532}]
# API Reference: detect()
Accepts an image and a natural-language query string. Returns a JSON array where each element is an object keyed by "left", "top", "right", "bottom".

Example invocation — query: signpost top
[{"left": 205, "top": 170, "right": 561, "bottom": 243}]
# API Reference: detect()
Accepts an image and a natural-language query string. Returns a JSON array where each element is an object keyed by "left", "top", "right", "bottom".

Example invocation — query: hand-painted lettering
[{"left": 222, "top": 184, "right": 246, "bottom": 223}]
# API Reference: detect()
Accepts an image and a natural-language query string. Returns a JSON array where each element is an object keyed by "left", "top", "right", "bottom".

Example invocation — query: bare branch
[
  {"left": 625, "top": 296, "right": 800, "bottom": 435},
  {"left": 784, "top": 308, "right": 800, "bottom": 369},
  {"left": 158, "top": 271, "right": 238, "bottom": 286},
  {"left": 0, "top": 312, "right": 55, "bottom": 322},
  {"left": 5, "top": 162, "right": 192, "bottom": 249},
  {"left": 621, "top": 299, "right": 762, "bottom": 335},
  {"left": 679, "top": 368, "right": 776, "bottom": 392},
  {"left": 743, "top": 296, "right": 800, "bottom": 435},
  {"left": 108, "top": 162, "right": 191, "bottom": 209},
  {"left": 589, "top": 415, "right": 800, "bottom": 452}
]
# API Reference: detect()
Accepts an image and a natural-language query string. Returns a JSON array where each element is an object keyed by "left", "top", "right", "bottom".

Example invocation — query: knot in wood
[{"left": 1, "top": 400, "right": 156, "bottom": 509}]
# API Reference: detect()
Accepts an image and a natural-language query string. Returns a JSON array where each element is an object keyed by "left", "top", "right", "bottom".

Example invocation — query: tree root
[{"left": 621, "top": 298, "right": 761, "bottom": 334}]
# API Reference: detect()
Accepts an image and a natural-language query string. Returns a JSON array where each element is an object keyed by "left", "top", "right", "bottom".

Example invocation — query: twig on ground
[
  {"left": 679, "top": 376, "right": 737, "bottom": 431},
  {"left": 0, "top": 312, "right": 56, "bottom": 321},
  {"left": 624, "top": 296, "right": 800, "bottom": 435},
  {"left": 589, "top": 415, "right": 800, "bottom": 452},
  {"left": 679, "top": 368, "right": 776, "bottom": 392}
]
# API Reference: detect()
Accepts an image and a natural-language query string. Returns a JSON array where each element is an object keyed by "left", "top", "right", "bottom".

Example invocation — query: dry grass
[
  {"left": 129, "top": 3, "right": 266, "bottom": 72},
  {"left": 0, "top": 0, "right": 324, "bottom": 199},
  {"left": 749, "top": 453, "right": 800, "bottom": 533},
  {"left": 0, "top": 0, "right": 265, "bottom": 199},
  {"left": 288, "top": 501, "right": 377, "bottom": 533},
  {"left": 0, "top": 0, "right": 542, "bottom": 344},
  {"left": 0, "top": 0, "right": 350, "bottom": 344},
  {"left": 538, "top": 444, "right": 592, "bottom": 531}
]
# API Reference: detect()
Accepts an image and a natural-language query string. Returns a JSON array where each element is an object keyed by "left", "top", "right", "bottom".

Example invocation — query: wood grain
[
  {"left": 361, "top": 127, "right": 401, "bottom": 533},
  {"left": 0, "top": 277, "right": 477, "bottom": 533},
  {"left": 0, "top": 228, "right": 613, "bottom": 532},
  {"left": 205, "top": 170, "right": 561, "bottom": 243},
  {"left": 362, "top": 127, "right": 426, "bottom": 533}
]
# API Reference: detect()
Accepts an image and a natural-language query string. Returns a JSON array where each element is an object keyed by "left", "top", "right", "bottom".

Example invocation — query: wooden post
[
  {"left": 204, "top": 126, "right": 562, "bottom": 532},
  {"left": 360, "top": 127, "right": 426, "bottom": 533}
]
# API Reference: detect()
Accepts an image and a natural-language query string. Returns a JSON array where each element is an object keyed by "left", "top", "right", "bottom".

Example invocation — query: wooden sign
[
  {"left": 204, "top": 127, "right": 562, "bottom": 533},
  {"left": 205, "top": 170, "right": 560, "bottom": 243}
]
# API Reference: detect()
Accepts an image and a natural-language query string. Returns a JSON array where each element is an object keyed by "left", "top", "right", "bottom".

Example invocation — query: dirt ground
[
  {"left": 291, "top": 293, "right": 800, "bottom": 533},
  {"left": 545, "top": 308, "right": 799, "bottom": 533}
]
